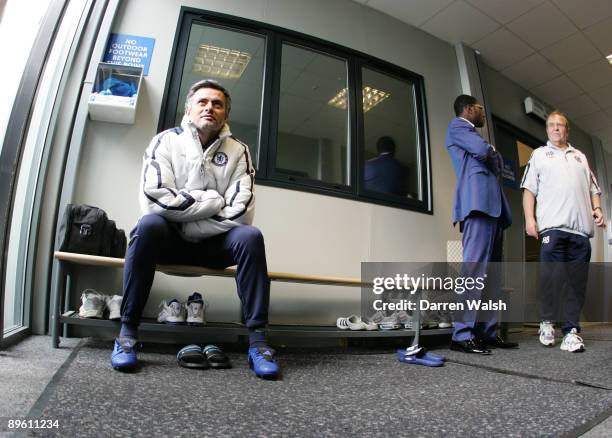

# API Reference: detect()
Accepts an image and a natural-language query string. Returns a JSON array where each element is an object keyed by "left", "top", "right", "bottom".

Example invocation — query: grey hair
[
  {"left": 184, "top": 79, "right": 231, "bottom": 114},
  {"left": 547, "top": 110, "right": 569, "bottom": 128}
]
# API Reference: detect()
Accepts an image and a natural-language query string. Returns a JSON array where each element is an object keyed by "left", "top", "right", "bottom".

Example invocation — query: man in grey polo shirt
[{"left": 521, "top": 110, "right": 604, "bottom": 353}]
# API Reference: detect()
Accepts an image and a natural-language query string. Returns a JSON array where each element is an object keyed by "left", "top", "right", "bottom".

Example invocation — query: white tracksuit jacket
[{"left": 139, "top": 117, "right": 255, "bottom": 241}]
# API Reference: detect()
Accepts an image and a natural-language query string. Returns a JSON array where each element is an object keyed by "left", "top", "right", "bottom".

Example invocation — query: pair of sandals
[
  {"left": 336, "top": 315, "right": 378, "bottom": 330},
  {"left": 177, "top": 344, "right": 231, "bottom": 369},
  {"left": 397, "top": 345, "right": 446, "bottom": 367}
]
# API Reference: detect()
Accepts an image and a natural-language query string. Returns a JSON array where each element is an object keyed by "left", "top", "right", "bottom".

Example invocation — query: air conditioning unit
[{"left": 524, "top": 96, "right": 552, "bottom": 122}]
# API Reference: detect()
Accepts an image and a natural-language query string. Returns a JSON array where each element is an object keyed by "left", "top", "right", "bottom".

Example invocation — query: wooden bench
[{"left": 51, "top": 251, "right": 451, "bottom": 347}]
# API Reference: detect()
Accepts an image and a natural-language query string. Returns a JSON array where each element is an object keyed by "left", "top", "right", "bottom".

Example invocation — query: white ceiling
[{"left": 354, "top": 0, "right": 612, "bottom": 151}]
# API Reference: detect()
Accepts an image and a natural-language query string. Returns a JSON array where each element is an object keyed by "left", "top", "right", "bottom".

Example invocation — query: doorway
[{"left": 492, "top": 117, "right": 544, "bottom": 322}]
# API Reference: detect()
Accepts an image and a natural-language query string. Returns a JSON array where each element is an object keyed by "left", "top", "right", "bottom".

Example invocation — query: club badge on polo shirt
[
  {"left": 545, "top": 151, "right": 554, "bottom": 158},
  {"left": 573, "top": 155, "right": 582, "bottom": 164},
  {"left": 212, "top": 151, "right": 228, "bottom": 167}
]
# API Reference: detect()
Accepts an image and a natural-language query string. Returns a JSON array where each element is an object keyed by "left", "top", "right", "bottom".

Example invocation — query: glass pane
[
  {"left": 176, "top": 23, "right": 265, "bottom": 169},
  {"left": 276, "top": 44, "right": 349, "bottom": 185},
  {"left": 4, "top": 0, "right": 77, "bottom": 337},
  {"left": 362, "top": 68, "right": 421, "bottom": 200}
]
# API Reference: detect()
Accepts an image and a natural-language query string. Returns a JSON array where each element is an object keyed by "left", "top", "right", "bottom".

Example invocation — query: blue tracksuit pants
[
  {"left": 539, "top": 229, "right": 591, "bottom": 334},
  {"left": 120, "top": 214, "right": 270, "bottom": 329}
]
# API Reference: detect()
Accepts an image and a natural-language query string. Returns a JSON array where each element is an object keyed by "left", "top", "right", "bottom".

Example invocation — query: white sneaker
[
  {"left": 437, "top": 311, "right": 453, "bottom": 329},
  {"left": 368, "top": 311, "right": 386, "bottom": 324},
  {"left": 421, "top": 309, "right": 439, "bottom": 329},
  {"left": 538, "top": 321, "right": 555, "bottom": 347},
  {"left": 364, "top": 311, "right": 387, "bottom": 329},
  {"left": 336, "top": 315, "right": 366, "bottom": 330},
  {"left": 78, "top": 289, "right": 105, "bottom": 318},
  {"left": 157, "top": 299, "right": 186, "bottom": 324},
  {"left": 186, "top": 292, "right": 207, "bottom": 326},
  {"left": 378, "top": 312, "right": 401, "bottom": 330},
  {"left": 396, "top": 311, "right": 413, "bottom": 329},
  {"left": 362, "top": 318, "right": 379, "bottom": 331},
  {"left": 105, "top": 295, "right": 122, "bottom": 320},
  {"left": 560, "top": 328, "right": 585, "bottom": 353}
]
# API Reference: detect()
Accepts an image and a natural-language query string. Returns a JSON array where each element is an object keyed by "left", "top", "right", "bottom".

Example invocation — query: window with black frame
[
  {"left": 361, "top": 67, "right": 422, "bottom": 201},
  {"left": 275, "top": 43, "right": 349, "bottom": 186},
  {"left": 162, "top": 10, "right": 431, "bottom": 213}
]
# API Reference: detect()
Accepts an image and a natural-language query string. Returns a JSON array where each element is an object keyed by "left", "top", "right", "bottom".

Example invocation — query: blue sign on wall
[
  {"left": 503, "top": 158, "right": 519, "bottom": 190},
  {"left": 103, "top": 33, "right": 155, "bottom": 75}
]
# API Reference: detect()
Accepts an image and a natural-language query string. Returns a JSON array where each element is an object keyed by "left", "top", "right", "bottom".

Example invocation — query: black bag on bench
[{"left": 57, "top": 204, "right": 127, "bottom": 257}]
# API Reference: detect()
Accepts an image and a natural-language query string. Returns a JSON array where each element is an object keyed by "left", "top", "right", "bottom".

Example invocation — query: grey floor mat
[
  {"left": 25, "top": 338, "right": 612, "bottom": 437},
  {"left": 0, "top": 336, "right": 80, "bottom": 420},
  {"left": 434, "top": 328, "right": 612, "bottom": 389}
]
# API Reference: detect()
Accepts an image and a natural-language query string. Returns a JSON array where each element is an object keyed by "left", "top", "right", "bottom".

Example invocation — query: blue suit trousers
[{"left": 452, "top": 213, "right": 503, "bottom": 342}]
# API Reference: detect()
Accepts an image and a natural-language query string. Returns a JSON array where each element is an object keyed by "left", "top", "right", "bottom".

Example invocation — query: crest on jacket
[{"left": 213, "top": 151, "right": 228, "bottom": 167}]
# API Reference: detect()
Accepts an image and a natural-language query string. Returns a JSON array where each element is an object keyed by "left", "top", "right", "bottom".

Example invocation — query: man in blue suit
[
  {"left": 446, "top": 94, "right": 517, "bottom": 354},
  {"left": 364, "top": 136, "right": 408, "bottom": 197}
]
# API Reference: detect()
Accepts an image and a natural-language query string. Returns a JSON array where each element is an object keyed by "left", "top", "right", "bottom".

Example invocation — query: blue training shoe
[
  {"left": 248, "top": 347, "right": 280, "bottom": 379},
  {"left": 111, "top": 338, "right": 139, "bottom": 370}
]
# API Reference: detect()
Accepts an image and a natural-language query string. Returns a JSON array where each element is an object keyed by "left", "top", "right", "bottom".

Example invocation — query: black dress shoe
[
  {"left": 450, "top": 339, "right": 491, "bottom": 355},
  {"left": 482, "top": 336, "right": 519, "bottom": 349}
]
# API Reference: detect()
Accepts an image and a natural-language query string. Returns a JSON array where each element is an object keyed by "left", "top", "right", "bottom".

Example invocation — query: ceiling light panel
[
  {"left": 328, "top": 86, "right": 390, "bottom": 112},
  {"left": 192, "top": 44, "right": 251, "bottom": 79}
]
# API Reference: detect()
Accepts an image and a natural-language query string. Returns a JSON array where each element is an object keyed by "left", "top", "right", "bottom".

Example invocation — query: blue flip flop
[
  {"left": 422, "top": 350, "right": 446, "bottom": 362},
  {"left": 397, "top": 347, "right": 445, "bottom": 367},
  {"left": 400, "top": 345, "right": 446, "bottom": 362}
]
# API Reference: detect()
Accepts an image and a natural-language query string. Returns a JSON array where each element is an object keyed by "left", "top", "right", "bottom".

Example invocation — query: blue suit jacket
[
  {"left": 445, "top": 117, "right": 512, "bottom": 227},
  {"left": 364, "top": 154, "right": 407, "bottom": 196}
]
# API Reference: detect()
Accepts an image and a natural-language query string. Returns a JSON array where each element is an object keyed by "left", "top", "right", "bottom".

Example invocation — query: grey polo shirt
[{"left": 520, "top": 141, "right": 601, "bottom": 237}]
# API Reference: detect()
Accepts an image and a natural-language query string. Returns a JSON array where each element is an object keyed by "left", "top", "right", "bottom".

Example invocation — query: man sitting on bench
[{"left": 111, "top": 79, "right": 279, "bottom": 379}]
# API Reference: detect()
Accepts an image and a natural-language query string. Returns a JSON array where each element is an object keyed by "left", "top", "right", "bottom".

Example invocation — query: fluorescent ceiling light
[
  {"left": 328, "top": 88, "right": 349, "bottom": 110},
  {"left": 192, "top": 44, "right": 251, "bottom": 79},
  {"left": 607, "top": 54, "right": 612, "bottom": 65},
  {"left": 328, "top": 86, "right": 390, "bottom": 112}
]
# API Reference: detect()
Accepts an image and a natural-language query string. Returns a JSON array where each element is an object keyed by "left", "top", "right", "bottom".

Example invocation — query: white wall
[{"left": 72, "top": 0, "right": 462, "bottom": 323}]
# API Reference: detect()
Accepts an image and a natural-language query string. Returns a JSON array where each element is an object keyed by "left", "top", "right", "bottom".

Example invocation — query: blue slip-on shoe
[
  {"left": 396, "top": 347, "right": 444, "bottom": 367},
  {"left": 111, "top": 338, "right": 139, "bottom": 370},
  {"left": 399, "top": 345, "right": 446, "bottom": 362},
  {"left": 423, "top": 351, "right": 446, "bottom": 362},
  {"left": 248, "top": 347, "right": 280, "bottom": 379}
]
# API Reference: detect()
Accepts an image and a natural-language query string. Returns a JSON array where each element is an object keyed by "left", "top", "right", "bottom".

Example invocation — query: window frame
[
  {"left": 356, "top": 60, "right": 432, "bottom": 211},
  {"left": 267, "top": 35, "right": 356, "bottom": 194},
  {"left": 160, "top": 7, "right": 432, "bottom": 214}
]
